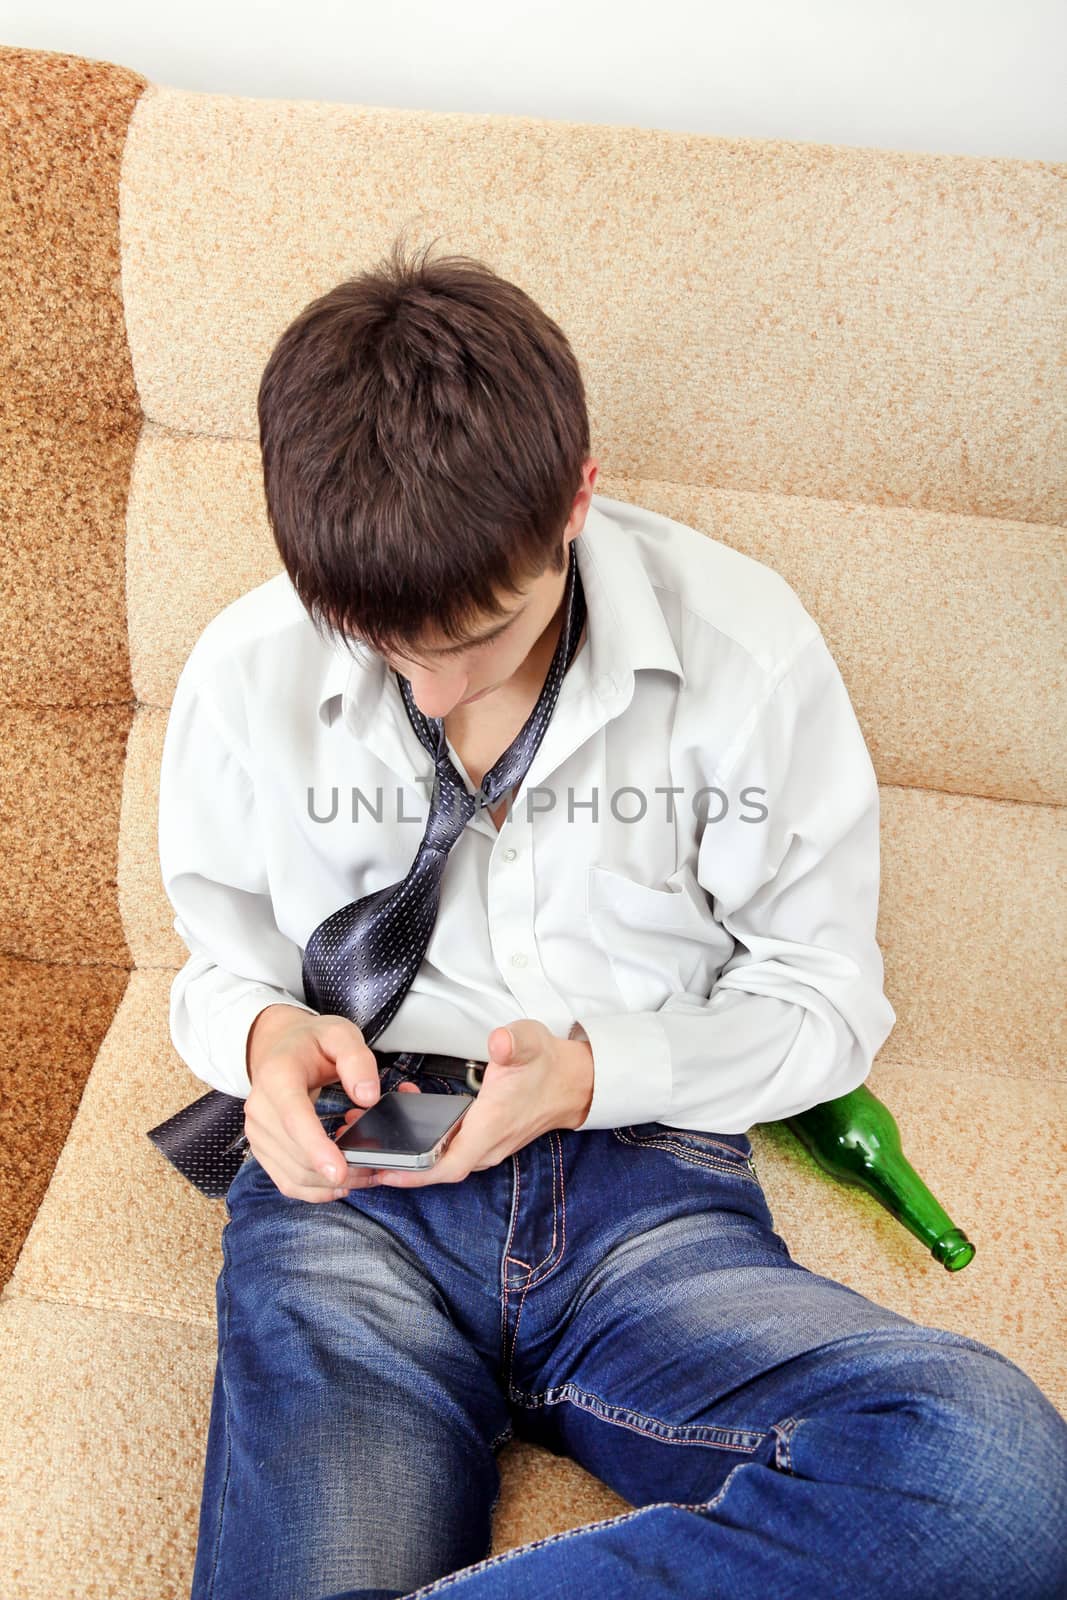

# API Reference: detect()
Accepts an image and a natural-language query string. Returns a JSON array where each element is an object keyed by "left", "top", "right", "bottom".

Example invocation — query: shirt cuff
[
  {"left": 210, "top": 985, "right": 318, "bottom": 1099},
  {"left": 567, "top": 1012, "right": 672, "bottom": 1129}
]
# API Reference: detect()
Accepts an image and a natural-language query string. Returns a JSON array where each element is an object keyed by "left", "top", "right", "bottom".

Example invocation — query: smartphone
[{"left": 332, "top": 1089, "right": 475, "bottom": 1169}]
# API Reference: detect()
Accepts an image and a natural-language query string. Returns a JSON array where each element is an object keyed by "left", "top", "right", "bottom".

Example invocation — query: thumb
[
  {"left": 488, "top": 1021, "right": 540, "bottom": 1066},
  {"left": 337, "top": 1049, "right": 380, "bottom": 1105}
]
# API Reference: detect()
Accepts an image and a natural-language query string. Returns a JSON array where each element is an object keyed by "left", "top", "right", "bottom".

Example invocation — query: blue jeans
[{"left": 190, "top": 1065, "right": 1067, "bottom": 1600}]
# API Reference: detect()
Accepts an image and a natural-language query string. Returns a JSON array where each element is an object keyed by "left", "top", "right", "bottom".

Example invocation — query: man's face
[
  {"left": 381, "top": 457, "right": 598, "bottom": 721},
  {"left": 382, "top": 527, "right": 581, "bottom": 721}
]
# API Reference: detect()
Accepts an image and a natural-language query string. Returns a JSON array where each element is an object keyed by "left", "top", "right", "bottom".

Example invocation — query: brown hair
[{"left": 257, "top": 230, "right": 591, "bottom": 663}]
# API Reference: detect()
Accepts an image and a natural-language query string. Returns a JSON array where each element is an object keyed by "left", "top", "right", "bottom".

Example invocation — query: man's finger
[
  {"left": 339, "top": 1080, "right": 421, "bottom": 1125},
  {"left": 373, "top": 1144, "right": 466, "bottom": 1187},
  {"left": 372, "top": 1112, "right": 481, "bottom": 1187}
]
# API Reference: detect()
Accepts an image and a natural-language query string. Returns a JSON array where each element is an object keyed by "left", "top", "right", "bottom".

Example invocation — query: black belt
[{"left": 379, "top": 1049, "right": 486, "bottom": 1093}]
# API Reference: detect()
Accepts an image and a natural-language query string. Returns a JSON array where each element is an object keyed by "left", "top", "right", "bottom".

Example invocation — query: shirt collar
[{"left": 316, "top": 495, "right": 686, "bottom": 729}]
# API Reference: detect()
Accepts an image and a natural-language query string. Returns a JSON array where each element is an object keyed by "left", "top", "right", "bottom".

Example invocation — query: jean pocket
[
  {"left": 613, "top": 1121, "right": 761, "bottom": 1185},
  {"left": 224, "top": 1144, "right": 259, "bottom": 1216},
  {"left": 314, "top": 1084, "right": 358, "bottom": 1117},
  {"left": 315, "top": 1087, "right": 354, "bottom": 1106},
  {"left": 415, "top": 1072, "right": 471, "bottom": 1096}
]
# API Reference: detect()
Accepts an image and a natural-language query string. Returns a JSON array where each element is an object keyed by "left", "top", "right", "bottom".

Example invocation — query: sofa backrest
[
  {"left": 118, "top": 80, "right": 1066, "bottom": 1087},
  {"left": 2, "top": 48, "right": 1064, "bottom": 1290}
]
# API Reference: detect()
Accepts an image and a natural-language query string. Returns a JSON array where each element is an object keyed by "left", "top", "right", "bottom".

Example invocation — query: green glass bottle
[{"left": 784, "top": 1082, "right": 976, "bottom": 1272}]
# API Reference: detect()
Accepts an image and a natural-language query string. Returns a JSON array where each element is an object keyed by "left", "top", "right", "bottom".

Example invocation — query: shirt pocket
[{"left": 585, "top": 862, "right": 727, "bottom": 1012}]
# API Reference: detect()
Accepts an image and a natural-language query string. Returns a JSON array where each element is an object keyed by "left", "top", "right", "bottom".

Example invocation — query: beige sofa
[{"left": 1, "top": 42, "right": 1064, "bottom": 1600}]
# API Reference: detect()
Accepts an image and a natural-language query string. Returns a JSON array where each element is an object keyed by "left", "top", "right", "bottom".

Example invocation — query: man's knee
[
  {"left": 852, "top": 1334, "right": 1067, "bottom": 1599},
  {"left": 925, "top": 1340, "right": 1067, "bottom": 1597},
  {"left": 775, "top": 1328, "right": 1067, "bottom": 1599}
]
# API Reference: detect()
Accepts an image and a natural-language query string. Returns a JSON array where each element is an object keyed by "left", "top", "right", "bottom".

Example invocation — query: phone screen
[{"left": 333, "top": 1090, "right": 474, "bottom": 1167}]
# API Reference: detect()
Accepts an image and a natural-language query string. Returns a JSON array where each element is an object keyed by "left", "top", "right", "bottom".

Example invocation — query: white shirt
[{"left": 158, "top": 493, "right": 895, "bottom": 1133}]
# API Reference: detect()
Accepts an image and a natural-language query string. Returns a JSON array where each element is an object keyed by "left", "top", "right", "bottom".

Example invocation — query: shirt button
[
  {"left": 502, "top": 847, "right": 518, "bottom": 862},
  {"left": 510, "top": 952, "right": 528, "bottom": 968}
]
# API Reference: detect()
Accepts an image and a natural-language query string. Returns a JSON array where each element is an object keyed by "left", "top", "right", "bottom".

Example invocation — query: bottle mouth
[{"left": 934, "top": 1228, "right": 976, "bottom": 1272}]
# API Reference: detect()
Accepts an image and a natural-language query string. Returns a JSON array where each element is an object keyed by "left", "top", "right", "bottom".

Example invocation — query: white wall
[{"left": 3, "top": 0, "right": 1064, "bottom": 162}]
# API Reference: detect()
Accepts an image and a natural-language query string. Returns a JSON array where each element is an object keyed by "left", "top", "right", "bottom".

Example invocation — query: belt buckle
[{"left": 464, "top": 1059, "right": 485, "bottom": 1092}]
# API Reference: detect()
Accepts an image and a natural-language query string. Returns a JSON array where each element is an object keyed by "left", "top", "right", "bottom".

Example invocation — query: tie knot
[{"left": 425, "top": 764, "right": 477, "bottom": 851}]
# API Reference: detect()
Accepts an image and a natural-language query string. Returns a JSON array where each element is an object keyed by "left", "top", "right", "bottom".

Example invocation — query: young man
[{"left": 162, "top": 238, "right": 1067, "bottom": 1600}]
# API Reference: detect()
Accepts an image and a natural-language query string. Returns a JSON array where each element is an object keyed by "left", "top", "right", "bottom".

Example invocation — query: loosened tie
[{"left": 145, "top": 542, "right": 586, "bottom": 1198}]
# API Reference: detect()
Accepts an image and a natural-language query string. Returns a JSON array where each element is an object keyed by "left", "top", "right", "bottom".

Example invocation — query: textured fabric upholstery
[{"left": 1, "top": 43, "right": 1063, "bottom": 1598}]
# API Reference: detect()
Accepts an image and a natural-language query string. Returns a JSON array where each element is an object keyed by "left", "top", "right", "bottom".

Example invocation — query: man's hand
[
  {"left": 243, "top": 1006, "right": 422, "bottom": 1201},
  {"left": 366, "top": 1019, "right": 595, "bottom": 1189}
]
